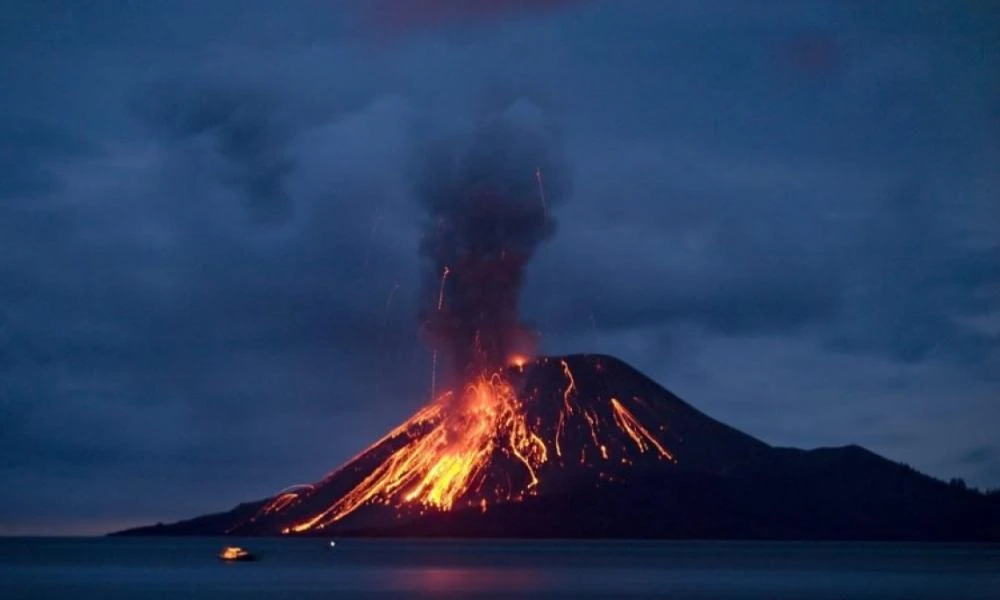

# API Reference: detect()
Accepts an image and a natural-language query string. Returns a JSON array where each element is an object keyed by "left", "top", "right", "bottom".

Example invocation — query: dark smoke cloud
[
  {"left": 415, "top": 99, "right": 569, "bottom": 380},
  {"left": 133, "top": 81, "right": 294, "bottom": 225}
]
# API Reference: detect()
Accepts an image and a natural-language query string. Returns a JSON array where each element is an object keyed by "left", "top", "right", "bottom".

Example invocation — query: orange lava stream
[
  {"left": 583, "top": 408, "right": 602, "bottom": 448},
  {"left": 610, "top": 397, "right": 675, "bottom": 461},
  {"left": 277, "top": 369, "right": 679, "bottom": 534},
  {"left": 261, "top": 492, "right": 302, "bottom": 516},
  {"left": 555, "top": 359, "right": 577, "bottom": 458},
  {"left": 286, "top": 373, "right": 542, "bottom": 532},
  {"left": 559, "top": 360, "right": 577, "bottom": 414},
  {"left": 554, "top": 411, "right": 564, "bottom": 458}
]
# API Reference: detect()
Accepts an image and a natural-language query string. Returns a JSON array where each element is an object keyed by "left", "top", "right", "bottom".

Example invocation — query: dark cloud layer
[
  {"left": 1, "top": 0, "right": 998, "bottom": 533},
  {"left": 0, "top": 120, "right": 96, "bottom": 197},
  {"left": 365, "top": 0, "right": 587, "bottom": 33},
  {"left": 134, "top": 80, "right": 295, "bottom": 224}
]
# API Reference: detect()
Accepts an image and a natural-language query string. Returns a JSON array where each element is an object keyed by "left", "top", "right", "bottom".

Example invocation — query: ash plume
[{"left": 416, "top": 100, "right": 569, "bottom": 381}]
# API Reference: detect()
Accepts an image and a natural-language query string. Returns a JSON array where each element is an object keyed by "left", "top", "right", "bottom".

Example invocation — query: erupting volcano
[
  {"left": 231, "top": 100, "right": 660, "bottom": 534},
  {"left": 228, "top": 353, "right": 766, "bottom": 536},
  {"left": 119, "top": 350, "right": 1000, "bottom": 540},
  {"left": 117, "top": 103, "right": 1000, "bottom": 541},
  {"left": 224, "top": 100, "right": 720, "bottom": 535}
]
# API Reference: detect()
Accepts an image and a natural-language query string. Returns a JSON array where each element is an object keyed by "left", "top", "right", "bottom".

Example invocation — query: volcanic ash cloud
[{"left": 415, "top": 99, "right": 570, "bottom": 382}]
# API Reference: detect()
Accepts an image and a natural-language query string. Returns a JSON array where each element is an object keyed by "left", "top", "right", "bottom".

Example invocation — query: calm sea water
[{"left": 0, "top": 537, "right": 997, "bottom": 599}]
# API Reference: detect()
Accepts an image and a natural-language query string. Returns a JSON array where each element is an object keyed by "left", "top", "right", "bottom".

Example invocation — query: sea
[{"left": 1, "top": 538, "right": 998, "bottom": 599}]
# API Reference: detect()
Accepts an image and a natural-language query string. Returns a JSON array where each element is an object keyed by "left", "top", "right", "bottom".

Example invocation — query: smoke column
[{"left": 415, "top": 100, "right": 568, "bottom": 382}]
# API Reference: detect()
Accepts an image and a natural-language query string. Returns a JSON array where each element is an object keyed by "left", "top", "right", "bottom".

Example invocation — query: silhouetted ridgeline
[{"left": 115, "top": 355, "right": 1000, "bottom": 541}]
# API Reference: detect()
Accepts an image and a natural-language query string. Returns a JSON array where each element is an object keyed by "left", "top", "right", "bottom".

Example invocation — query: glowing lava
[
  {"left": 252, "top": 357, "right": 679, "bottom": 535},
  {"left": 283, "top": 372, "right": 539, "bottom": 532}
]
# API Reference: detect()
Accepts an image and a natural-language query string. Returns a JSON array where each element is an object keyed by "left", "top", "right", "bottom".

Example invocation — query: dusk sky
[{"left": 2, "top": 0, "right": 998, "bottom": 535}]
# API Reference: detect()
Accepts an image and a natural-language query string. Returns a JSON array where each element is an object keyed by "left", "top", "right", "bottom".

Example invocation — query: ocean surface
[{"left": 1, "top": 538, "right": 998, "bottom": 599}]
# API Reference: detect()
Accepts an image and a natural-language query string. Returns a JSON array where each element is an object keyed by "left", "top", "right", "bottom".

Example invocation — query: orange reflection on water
[{"left": 405, "top": 567, "right": 542, "bottom": 594}]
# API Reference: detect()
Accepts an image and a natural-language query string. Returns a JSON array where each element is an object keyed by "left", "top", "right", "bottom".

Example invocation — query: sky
[{"left": 1, "top": 0, "right": 998, "bottom": 535}]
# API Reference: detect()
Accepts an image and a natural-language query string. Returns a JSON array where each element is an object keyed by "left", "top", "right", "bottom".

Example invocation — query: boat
[{"left": 219, "top": 546, "right": 256, "bottom": 562}]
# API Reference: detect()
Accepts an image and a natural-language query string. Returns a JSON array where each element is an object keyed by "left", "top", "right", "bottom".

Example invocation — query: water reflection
[
  {"left": 405, "top": 567, "right": 542, "bottom": 593},
  {"left": 1, "top": 539, "right": 998, "bottom": 599}
]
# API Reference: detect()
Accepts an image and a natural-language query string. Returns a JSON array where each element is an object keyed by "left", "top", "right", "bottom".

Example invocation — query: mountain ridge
[{"left": 113, "top": 354, "right": 1000, "bottom": 541}]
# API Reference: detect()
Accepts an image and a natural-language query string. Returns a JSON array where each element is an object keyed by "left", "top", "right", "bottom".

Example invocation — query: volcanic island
[
  {"left": 117, "top": 353, "right": 999, "bottom": 541},
  {"left": 116, "top": 103, "right": 999, "bottom": 541}
]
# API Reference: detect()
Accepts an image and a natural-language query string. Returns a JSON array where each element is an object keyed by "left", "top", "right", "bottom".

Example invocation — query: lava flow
[{"left": 239, "top": 354, "right": 682, "bottom": 535}]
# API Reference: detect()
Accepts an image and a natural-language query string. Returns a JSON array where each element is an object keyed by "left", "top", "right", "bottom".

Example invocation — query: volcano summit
[
  {"left": 116, "top": 104, "right": 997, "bottom": 541},
  {"left": 119, "top": 354, "right": 999, "bottom": 541}
]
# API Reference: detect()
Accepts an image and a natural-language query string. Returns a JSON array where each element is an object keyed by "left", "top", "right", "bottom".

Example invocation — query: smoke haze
[{"left": 415, "top": 100, "right": 569, "bottom": 381}]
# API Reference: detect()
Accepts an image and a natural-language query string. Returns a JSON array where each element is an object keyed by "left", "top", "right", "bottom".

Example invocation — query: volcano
[{"left": 117, "top": 354, "right": 999, "bottom": 541}]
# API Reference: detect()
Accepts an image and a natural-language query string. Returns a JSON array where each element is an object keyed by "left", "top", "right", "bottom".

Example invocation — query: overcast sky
[{"left": 2, "top": 0, "right": 998, "bottom": 535}]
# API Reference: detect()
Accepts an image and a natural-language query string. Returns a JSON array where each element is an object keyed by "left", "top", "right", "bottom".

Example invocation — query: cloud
[
  {"left": 132, "top": 80, "right": 295, "bottom": 225},
  {"left": 1, "top": 0, "right": 999, "bottom": 533},
  {"left": 961, "top": 446, "right": 995, "bottom": 466},
  {"left": 529, "top": 148, "right": 845, "bottom": 338},
  {"left": 825, "top": 181, "right": 1000, "bottom": 367},
  {"left": 0, "top": 89, "right": 425, "bottom": 518},
  {"left": 363, "top": 0, "right": 589, "bottom": 33},
  {"left": 0, "top": 120, "right": 96, "bottom": 198}
]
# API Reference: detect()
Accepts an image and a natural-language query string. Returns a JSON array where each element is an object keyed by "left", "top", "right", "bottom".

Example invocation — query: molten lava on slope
[{"left": 229, "top": 354, "right": 769, "bottom": 535}]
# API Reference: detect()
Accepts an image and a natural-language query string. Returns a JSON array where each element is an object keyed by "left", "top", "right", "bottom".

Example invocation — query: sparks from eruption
[
  {"left": 436, "top": 266, "right": 450, "bottom": 312},
  {"left": 430, "top": 266, "right": 450, "bottom": 402},
  {"left": 535, "top": 167, "right": 548, "bottom": 224},
  {"left": 376, "top": 283, "right": 400, "bottom": 351},
  {"left": 610, "top": 397, "right": 675, "bottom": 461}
]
